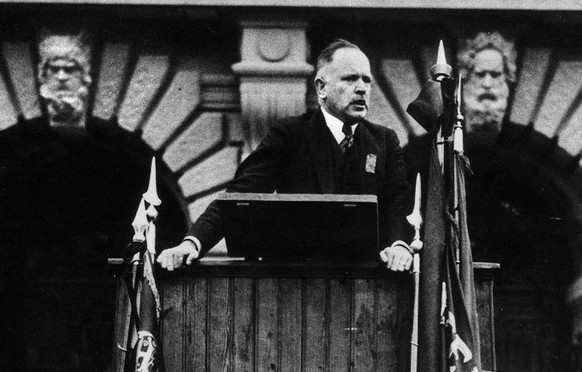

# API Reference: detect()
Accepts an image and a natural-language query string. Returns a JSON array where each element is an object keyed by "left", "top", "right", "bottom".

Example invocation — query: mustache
[
  {"left": 40, "top": 83, "right": 88, "bottom": 122},
  {"left": 464, "top": 91, "right": 508, "bottom": 133},
  {"left": 478, "top": 92, "right": 498, "bottom": 101}
]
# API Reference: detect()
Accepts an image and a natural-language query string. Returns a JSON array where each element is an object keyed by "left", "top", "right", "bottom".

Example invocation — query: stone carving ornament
[
  {"left": 457, "top": 31, "right": 517, "bottom": 135},
  {"left": 37, "top": 30, "right": 92, "bottom": 128}
]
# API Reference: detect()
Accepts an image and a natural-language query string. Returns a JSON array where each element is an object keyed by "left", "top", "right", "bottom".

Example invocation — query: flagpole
[
  {"left": 430, "top": 40, "right": 453, "bottom": 172},
  {"left": 452, "top": 72, "right": 482, "bottom": 370},
  {"left": 417, "top": 39, "right": 455, "bottom": 372},
  {"left": 453, "top": 75, "right": 464, "bottom": 270},
  {"left": 408, "top": 173, "right": 423, "bottom": 372},
  {"left": 407, "top": 39, "right": 481, "bottom": 372},
  {"left": 123, "top": 157, "right": 163, "bottom": 372},
  {"left": 124, "top": 198, "right": 148, "bottom": 371}
]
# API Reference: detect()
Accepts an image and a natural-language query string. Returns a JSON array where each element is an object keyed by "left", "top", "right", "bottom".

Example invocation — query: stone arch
[
  {"left": 0, "top": 26, "right": 242, "bottom": 368},
  {"left": 0, "top": 32, "right": 245, "bottom": 254}
]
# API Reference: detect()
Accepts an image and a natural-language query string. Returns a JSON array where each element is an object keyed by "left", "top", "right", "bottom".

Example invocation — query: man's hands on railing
[
  {"left": 380, "top": 244, "right": 413, "bottom": 272},
  {"left": 157, "top": 239, "right": 413, "bottom": 272},
  {"left": 157, "top": 240, "right": 200, "bottom": 271}
]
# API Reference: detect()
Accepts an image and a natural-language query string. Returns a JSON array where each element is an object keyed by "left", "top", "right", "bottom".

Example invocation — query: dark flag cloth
[
  {"left": 417, "top": 137, "right": 447, "bottom": 371},
  {"left": 134, "top": 251, "right": 162, "bottom": 372},
  {"left": 454, "top": 152, "right": 481, "bottom": 369},
  {"left": 407, "top": 80, "right": 444, "bottom": 133},
  {"left": 124, "top": 241, "right": 162, "bottom": 372},
  {"left": 408, "top": 79, "right": 481, "bottom": 372},
  {"left": 443, "top": 247, "right": 479, "bottom": 372},
  {"left": 441, "top": 152, "right": 480, "bottom": 372}
]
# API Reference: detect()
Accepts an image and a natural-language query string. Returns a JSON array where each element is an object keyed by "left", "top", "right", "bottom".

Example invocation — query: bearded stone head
[
  {"left": 457, "top": 32, "right": 517, "bottom": 134},
  {"left": 37, "top": 30, "right": 92, "bottom": 127}
]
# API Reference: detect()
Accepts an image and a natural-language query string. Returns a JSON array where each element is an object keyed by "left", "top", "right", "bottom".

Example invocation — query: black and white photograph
[{"left": 0, "top": 1, "right": 580, "bottom": 371}]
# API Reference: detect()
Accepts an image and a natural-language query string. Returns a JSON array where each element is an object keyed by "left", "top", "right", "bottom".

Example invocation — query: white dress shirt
[{"left": 320, "top": 107, "right": 358, "bottom": 144}]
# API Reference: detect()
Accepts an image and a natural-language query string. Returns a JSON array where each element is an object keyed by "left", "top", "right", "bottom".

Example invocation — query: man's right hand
[{"left": 157, "top": 240, "right": 200, "bottom": 271}]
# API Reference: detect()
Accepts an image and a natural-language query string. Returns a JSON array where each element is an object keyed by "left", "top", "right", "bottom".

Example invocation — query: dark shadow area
[{"left": 0, "top": 116, "right": 186, "bottom": 371}]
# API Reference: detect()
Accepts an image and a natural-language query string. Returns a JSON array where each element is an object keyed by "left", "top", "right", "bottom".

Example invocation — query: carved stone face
[
  {"left": 37, "top": 32, "right": 91, "bottom": 128},
  {"left": 463, "top": 48, "right": 510, "bottom": 134},
  {"left": 40, "top": 57, "right": 89, "bottom": 126},
  {"left": 44, "top": 58, "right": 85, "bottom": 94}
]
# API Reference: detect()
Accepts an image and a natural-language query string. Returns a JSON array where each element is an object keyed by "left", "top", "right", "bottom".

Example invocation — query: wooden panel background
[
  {"left": 113, "top": 262, "right": 498, "bottom": 372},
  {"left": 161, "top": 276, "right": 411, "bottom": 372}
]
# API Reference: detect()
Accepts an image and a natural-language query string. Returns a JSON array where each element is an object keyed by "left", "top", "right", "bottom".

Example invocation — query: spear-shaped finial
[
  {"left": 454, "top": 74, "right": 465, "bottom": 154},
  {"left": 429, "top": 40, "right": 452, "bottom": 82},
  {"left": 408, "top": 173, "right": 423, "bottom": 372},
  {"left": 406, "top": 173, "right": 423, "bottom": 252},
  {"left": 143, "top": 157, "right": 161, "bottom": 207},
  {"left": 132, "top": 198, "right": 148, "bottom": 242},
  {"left": 437, "top": 40, "right": 446, "bottom": 64}
]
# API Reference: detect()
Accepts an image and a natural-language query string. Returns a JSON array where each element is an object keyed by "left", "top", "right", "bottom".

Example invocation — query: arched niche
[{"left": 0, "top": 16, "right": 243, "bottom": 369}]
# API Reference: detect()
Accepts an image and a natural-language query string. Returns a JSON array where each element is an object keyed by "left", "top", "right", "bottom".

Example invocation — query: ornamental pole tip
[
  {"left": 437, "top": 40, "right": 446, "bottom": 66},
  {"left": 454, "top": 74, "right": 465, "bottom": 154},
  {"left": 406, "top": 173, "right": 423, "bottom": 229},
  {"left": 407, "top": 173, "right": 423, "bottom": 253},
  {"left": 143, "top": 157, "right": 161, "bottom": 207},
  {"left": 132, "top": 198, "right": 148, "bottom": 242},
  {"left": 430, "top": 40, "right": 452, "bottom": 82}
]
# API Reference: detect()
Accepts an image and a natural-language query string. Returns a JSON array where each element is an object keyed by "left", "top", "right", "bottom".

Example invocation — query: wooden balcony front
[{"left": 112, "top": 260, "right": 498, "bottom": 371}]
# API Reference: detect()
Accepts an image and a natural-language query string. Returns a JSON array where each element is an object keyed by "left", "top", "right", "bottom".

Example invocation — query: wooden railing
[{"left": 111, "top": 260, "right": 499, "bottom": 371}]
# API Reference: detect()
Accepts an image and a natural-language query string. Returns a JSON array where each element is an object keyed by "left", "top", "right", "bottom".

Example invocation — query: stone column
[{"left": 232, "top": 19, "right": 313, "bottom": 154}]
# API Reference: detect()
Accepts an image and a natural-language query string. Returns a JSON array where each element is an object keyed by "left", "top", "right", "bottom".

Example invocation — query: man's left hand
[{"left": 380, "top": 245, "right": 413, "bottom": 272}]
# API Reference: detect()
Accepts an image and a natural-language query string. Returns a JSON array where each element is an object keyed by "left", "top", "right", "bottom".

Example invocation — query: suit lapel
[
  {"left": 306, "top": 110, "right": 334, "bottom": 193},
  {"left": 355, "top": 121, "right": 380, "bottom": 195}
]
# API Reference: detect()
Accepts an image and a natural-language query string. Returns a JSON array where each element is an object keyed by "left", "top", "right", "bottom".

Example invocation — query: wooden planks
[
  {"left": 234, "top": 278, "right": 255, "bottom": 371},
  {"left": 279, "top": 279, "right": 302, "bottom": 372},
  {"left": 112, "top": 261, "right": 496, "bottom": 372},
  {"left": 328, "top": 279, "right": 351, "bottom": 371},
  {"left": 185, "top": 276, "right": 207, "bottom": 372},
  {"left": 157, "top": 263, "right": 413, "bottom": 372},
  {"left": 303, "top": 278, "right": 327, "bottom": 371}
]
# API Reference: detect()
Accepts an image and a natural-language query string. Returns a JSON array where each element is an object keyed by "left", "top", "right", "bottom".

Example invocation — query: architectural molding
[
  {"left": 232, "top": 17, "right": 313, "bottom": 152},
  {"left": 5, "top": 0, "right": 582, "bottom": 11}
]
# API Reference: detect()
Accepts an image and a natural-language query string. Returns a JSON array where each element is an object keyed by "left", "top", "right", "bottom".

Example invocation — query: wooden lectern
[
  {"left": 110, "top": 193, "right": 498, "bottom": 370},
  {"left": 110, "top": 260, "right": 498, "bottom": 371}
]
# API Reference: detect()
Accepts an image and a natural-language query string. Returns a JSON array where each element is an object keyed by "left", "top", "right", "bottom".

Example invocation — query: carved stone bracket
[{"left": 232, "top": 19, "right": 313, "bottom": 154}]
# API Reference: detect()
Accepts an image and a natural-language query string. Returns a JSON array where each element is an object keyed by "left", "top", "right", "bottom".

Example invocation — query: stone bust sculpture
[
  {"left": 37, "top": 30, "right": 92, "bottom": 128},
  {"left": 457, "top": 31, "right": 517, "bottom": 135}
]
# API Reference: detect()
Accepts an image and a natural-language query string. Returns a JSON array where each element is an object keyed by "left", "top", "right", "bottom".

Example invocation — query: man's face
[
  {"left": 316, "top": 48, "right": 372, "bottom": 124},
  {"left": 463, "top": 48, "right": 510, "bottom": 133},
  {"left": 44, "top": 58, "right": 84, "bottom": 94}
]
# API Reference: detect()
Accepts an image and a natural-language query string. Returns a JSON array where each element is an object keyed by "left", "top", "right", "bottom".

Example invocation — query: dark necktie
[{"left": 339, "top": 123, "right": 354, "bottom": 154}]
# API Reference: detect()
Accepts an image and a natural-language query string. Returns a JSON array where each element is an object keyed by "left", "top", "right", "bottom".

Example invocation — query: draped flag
[
  {"left": 407, "top": 41, "right": 481, "bottom": 372},
  {"left": 124, "top": 158, "right": 163, "bottom": 372},
  {"left": 442, "top": 149, "right": 480, "bottom": 372}
]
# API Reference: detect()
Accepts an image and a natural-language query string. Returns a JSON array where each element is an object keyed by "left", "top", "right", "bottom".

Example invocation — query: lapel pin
[{"left": 366, "top": 154, "right": 377, "bottom": 174}]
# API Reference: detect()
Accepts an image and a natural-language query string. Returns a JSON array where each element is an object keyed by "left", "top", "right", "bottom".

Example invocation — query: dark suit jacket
[{"left": 189, "top": 109, "right": 412, "bottom": 257}]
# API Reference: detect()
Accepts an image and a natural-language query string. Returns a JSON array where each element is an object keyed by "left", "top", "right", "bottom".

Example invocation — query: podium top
[
  {"left": 217, "top": 193, "right": 377, "bottom": 203},
  {"left": 217, "top": 193, "right": 379, "bottom": 262}
]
